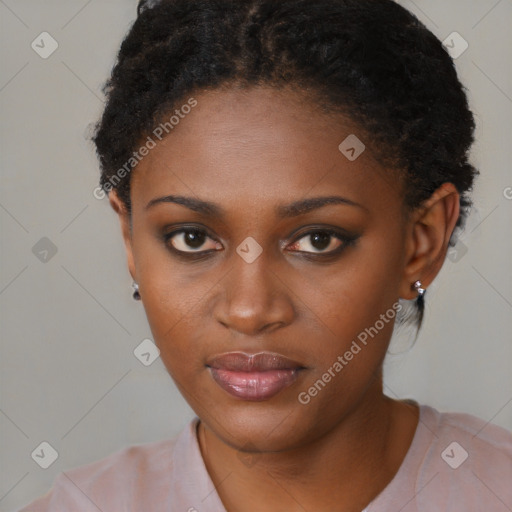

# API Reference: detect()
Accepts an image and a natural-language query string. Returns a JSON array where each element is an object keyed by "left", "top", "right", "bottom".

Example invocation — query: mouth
[{"left": 206, "top": 351, "right": 306, "bottom": 401}]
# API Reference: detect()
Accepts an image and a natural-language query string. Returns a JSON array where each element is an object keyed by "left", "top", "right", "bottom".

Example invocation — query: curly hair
[{"left": 92, "top": 0, "right": 478, "bottom": 331}]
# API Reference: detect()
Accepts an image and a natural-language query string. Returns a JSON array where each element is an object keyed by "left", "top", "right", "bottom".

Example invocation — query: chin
[{"left": 202, "top": 397, "right": 318, "bottom": 451}]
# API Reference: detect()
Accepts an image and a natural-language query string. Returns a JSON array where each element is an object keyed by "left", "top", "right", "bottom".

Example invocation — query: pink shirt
[{"left": 19, "top": 404, "right": 512, "bottom": 511}]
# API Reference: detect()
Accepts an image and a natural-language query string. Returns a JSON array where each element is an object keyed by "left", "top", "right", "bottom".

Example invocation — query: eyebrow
[{"left": 145, "top": 194, "right": 367, "bottom": 217}]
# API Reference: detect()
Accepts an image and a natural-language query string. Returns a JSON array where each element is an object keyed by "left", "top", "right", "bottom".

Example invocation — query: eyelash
[{"left": 162, "top": 225, "right": 359, "bottom": 261}]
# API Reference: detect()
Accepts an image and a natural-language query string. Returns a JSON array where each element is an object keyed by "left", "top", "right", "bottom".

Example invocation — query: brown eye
[
  {"left": 165, "top": 229, "right": 221, "bottom": 253},
  {"left": 288, "top": 230, "right": 345, "bottom": 254}
]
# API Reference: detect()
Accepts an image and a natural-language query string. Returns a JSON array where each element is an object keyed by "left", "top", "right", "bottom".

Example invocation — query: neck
[{"left": 197, "top": 380, "right": 419, "bottom": 512}]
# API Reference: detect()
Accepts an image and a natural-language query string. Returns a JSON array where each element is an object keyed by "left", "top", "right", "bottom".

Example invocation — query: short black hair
[{"left": 92, "top": 0, "right": 478, "bottom": 331}]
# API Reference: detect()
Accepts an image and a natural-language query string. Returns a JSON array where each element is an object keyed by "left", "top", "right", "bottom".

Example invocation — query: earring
[
  {"left": 389, "top": 280, "right": 427, "bottom": 354},
  {"left": 132, "top": 281, "right": 141, "bottom": 301},
  {"left": 413, "top": 280, "right": 425, "bottom": 297}
]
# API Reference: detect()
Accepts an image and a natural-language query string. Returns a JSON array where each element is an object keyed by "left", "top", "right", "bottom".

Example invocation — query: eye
[
  {"left": 287, "top": 229, "right": 353, "bottom": 255},
  {"left": 164, "top": 228, "right": 222, "bottom": 254},
  {"left": 163, "top": 226, "right": 357, "bottom": 259}
]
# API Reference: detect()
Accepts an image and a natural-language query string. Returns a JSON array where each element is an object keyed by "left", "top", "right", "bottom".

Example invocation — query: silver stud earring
[
  {"left": 413, "top": 280, "right": 425, "bottom": 297},
  {"left": 132, "top": 281, "right": 141, "bottom": 301}
]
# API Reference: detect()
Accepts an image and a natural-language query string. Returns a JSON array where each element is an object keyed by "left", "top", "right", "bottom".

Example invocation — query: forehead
[{"left": 131, "top": 86, "right": 401, "bottom": 215}]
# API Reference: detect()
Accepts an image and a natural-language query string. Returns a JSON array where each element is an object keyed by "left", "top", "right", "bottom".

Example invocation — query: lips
[
  {"left": 207, "top": 352, "right": 303, "bottom": 372},
  {"left": 206, "top": 352, "right": 305, "bottom": 401}
]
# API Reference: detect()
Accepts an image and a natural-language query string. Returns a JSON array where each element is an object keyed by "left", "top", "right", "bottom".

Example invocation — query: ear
[
  {"left": 109, "top": 191, "right": 137, "bottom": 282},
  {"left": 399, "top": 182, "right": 460, "bottom": 300}
]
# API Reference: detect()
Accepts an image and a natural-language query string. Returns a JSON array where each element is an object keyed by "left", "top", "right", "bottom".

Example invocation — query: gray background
[{"left": 1, "top": 0, "right": 511, "bottom": 510}]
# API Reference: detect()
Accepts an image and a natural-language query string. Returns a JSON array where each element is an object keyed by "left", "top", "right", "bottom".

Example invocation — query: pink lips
[{"left": 206, "top": 352, "right": 304, "bottom": 401}]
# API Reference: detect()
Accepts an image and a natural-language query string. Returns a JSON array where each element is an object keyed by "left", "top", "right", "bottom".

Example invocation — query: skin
[{"left": 109, "top": 86, "right": 460, "bottom": 511}]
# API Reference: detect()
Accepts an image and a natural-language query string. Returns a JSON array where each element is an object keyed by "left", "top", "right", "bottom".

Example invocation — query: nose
[{"left": 213, "top": 250, "right": 296, "bottom": 336}]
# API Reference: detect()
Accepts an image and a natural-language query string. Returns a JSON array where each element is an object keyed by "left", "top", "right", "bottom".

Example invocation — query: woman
[{"left": 20, "top": 0, "right": 512, "bottom": 510}]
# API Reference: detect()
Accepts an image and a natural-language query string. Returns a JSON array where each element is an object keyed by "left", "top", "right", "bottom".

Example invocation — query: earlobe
[
  {"left": 399, "top": 183, "right": 460, "bottom": 300},
  {"left": 108, "top": 191, "right": 137, "bottom": 282}
]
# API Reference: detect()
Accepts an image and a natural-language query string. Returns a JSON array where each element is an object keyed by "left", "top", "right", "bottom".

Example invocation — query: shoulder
[
  {"left": 415, "top": 405, "right": 512, "bottom": 511},
  {"left": 17, "top": 425, "right": 191, "bottom": 512},
  {"left": 423, "top": 404, "right": 512, "bottom": 462}
]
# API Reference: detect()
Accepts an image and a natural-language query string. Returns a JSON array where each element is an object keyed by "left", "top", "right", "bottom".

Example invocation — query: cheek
[
  {"left": 299, "top": 274, "right": 396, "bottom": 393},
  {"left": 130, "top": 232, "right": 206, "bottom": 369}
]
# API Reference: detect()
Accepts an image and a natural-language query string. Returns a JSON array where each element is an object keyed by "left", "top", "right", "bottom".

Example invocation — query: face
[{"left": 114, "top": 86, "right": 418, "bottom": 452}]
